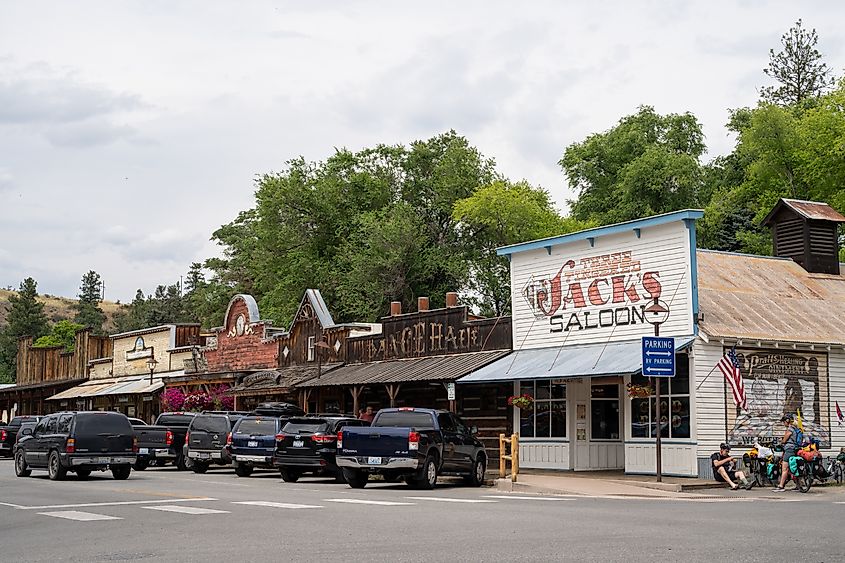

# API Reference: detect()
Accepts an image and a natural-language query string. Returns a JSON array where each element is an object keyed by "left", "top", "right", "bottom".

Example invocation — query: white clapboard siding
[
  {"left": 692, "top": 340, "right": 728, "bottom": 463},
  {"left": 827, "top": 349, "right": 845, "bottom": 457},
  {"left": 509, "top": 221, "right": 694, "bottom": 350}
]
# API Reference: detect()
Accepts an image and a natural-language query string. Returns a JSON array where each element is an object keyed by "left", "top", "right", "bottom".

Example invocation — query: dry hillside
[{"left": 0, "top": 289, "right": 123, "bottom": 332}]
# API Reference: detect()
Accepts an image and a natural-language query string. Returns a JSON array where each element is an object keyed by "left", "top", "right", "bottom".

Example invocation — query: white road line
[
  {"left": 233, "top": 501, "right": 322, "bottom": 509},
  {"left": 18, "top": 497, "right": 218, "bottom": 510},
  {"left": 38, "top": 510, "right": 122, "bottom": 521},
  {"left": 142, "top": 505, "right": 230, "bottom": 515},
  {"left": 406, "top": 496, "right": 497, "bottom": 503},
  {"left": 484, "top": 495, "right": 569, "bottom": 501},
  {"left": 833, "top": 501, "right": 845, "bottom": 504},
  {"left": 324, "top": 498, "right": 415, "bottom": 506},
  {"left": 0, "top": 501, "right": 25, "bottom": 509}
]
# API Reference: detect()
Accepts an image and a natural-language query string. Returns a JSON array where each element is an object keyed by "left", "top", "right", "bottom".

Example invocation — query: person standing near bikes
[{"left": 773, "top": 413, "right": 801, "bottom": 492}]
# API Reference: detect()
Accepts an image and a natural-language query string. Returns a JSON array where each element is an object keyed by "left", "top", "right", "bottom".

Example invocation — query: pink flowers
[
  {"left": 167, "top": 384, "right": 235, "bottom": 412},
  {"left": 161, "top": 387, "right": 186, "bottom": 411}
]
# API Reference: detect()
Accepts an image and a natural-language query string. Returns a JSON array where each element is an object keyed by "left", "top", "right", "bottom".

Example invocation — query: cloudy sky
[{"left": 1, "top": 1, "right": 844, "bottom": 303}]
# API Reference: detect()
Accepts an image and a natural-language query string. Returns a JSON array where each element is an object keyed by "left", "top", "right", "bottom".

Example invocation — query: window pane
[
  {"left": 631, "top": 398, "right": 651, "bottom": 438},
  {"left": 550, "top": 381, "right": 566, "bottom": 399},
  {"left": 519, "top": 381, "right": 534, "bottom": 397},
  {"left": 550, "top": 402, "right": 566, "bottom": 437},
  {"left": 652, "top": 398, "right": 669, "bottom": 438},
  {"left": 670, "top": 370, "right": 689, "bottom": 395},
  {"left": 591, "top": 384, "right": 619, "bottom": 399},
  {"left": 535, "top": 401, "right": 551, "bottom": 437},
  {"left": 656, "top": 377, "right": 669, "bottom": 395},
  {"left": 519, "top": 405, "right": 534, "bottom": 438},
  {"left": 669, "top": 397, "right": 691, "bottom": 438},
  {"left": 535, "top": 381, "right": 551, "bottom": 400},
  {"left": 591, "top": 400, "right": 620, "bottom": 440}
]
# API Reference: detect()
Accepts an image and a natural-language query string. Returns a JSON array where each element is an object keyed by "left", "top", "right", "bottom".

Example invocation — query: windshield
[
  {"left": 282, "top": 421, "right": 328, "bottom": 434},
  {"left": 157, "top": 414, "right": 195, "bottom": 426},
  {"left": 9, "top": 416, "right": 40, "bottom": 427},
  {"left": 235, "top": 418, "right": 276, "bottom": 435},
  {"left": 74, "top": 413, "right": 133, "bottom": 434},
  {"left": 373, "top": 412, "right": 435, "bottom": 430},
  {"left": 190, "top": 416, "right": 230, "bottom": 433}
]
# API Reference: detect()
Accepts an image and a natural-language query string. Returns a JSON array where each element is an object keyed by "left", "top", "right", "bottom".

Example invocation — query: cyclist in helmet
[{"left": 773, "top": 414, "right": 800, "bottom": 492}]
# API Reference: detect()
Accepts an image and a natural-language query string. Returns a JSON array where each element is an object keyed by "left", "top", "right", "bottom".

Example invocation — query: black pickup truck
[
  {"left": 129, "top": 419, "right": 173, "bottom": 470},
  {"left": 152, "top": 412, "right": 196, "bottom": 470},
  {"left": 0, "top": 415, "right": 42, "bottom": 457},
  {"left": 336, "top": 408, "right": 487, "bottom": 489}
]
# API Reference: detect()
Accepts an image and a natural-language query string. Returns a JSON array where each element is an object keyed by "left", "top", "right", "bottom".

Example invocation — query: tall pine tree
[
  {"left": 73, "top": 270, "right": 106, "bottom": 335},
  {"left": 0, "top": 277, "right": 49, "bottom": 382}
]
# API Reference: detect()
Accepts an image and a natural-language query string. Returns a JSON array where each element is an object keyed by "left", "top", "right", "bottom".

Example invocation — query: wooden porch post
[
  {"left": 385, "top": 383, "right": 401, "bottom": 407},
  {"left": 349, "top": 385, "right": 363, "bottom": 415}
]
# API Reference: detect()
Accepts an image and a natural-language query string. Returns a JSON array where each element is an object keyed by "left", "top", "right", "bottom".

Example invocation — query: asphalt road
[{"left": 1, "top": 460, "right": 843, "bottom": 562}]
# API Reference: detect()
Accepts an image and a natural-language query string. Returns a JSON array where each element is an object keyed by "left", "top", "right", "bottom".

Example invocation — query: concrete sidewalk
[{"left": 494, "top": 469, "right": 724, "bottom": 497}]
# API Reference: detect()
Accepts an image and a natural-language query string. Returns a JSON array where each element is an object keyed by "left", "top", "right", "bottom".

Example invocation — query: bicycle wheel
[
  {"left": 795, "top": 465, "right": 812, "bottom": 493},
  {"left": 833, "top": 462, "right": 844, "bottom": 484}
]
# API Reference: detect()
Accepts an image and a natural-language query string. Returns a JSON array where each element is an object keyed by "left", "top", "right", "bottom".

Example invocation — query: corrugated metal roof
[
  {"left": 298, "top": 351, "right": 509, "bottom": 387},
  {"left": 458, "top": 337, "right": 695, "bottom": 384},
  {"left": 779, "top": 199, "right": 845, "bottom": 222},
  {"left": 47, "top": 372, "right": 181, "bottom": 400},
  {"left": 697, "top": 249, "right": 845, "bottom": 344},
  {"left": 231, "top": 364, "right": 341, "bottom": 394}
]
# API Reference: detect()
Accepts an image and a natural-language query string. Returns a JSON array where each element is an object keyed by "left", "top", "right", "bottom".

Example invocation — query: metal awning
[
  {"left": 47, "top": 371, "right": 182, "bottom": 401},
  {"left": 297, "top": 351, "right": 510, "bottom": 388},
  {"left": 457, "top": 336, "right": 696, "bottom": 384}
]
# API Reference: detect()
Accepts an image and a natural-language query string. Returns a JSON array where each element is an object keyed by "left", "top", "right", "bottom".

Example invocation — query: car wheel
[
  {"left": 76, "top": 469, "right": 91, "bottom": 479},
  {"left": 334, "top": 470, "right": 347, "bottom": 484},
  {"left": 48, "top": 451, "right": 67, "bottom": 481},
  {"left": 343, "top": 469, "right": 368, "bottom": 489},
  {"left": 14, "top": 451, "right": 31, "bottom": 477},
  {"left": 134, "top": 458, "right": 149, "bottom": 471},
  {"left": 111, "top": 465, "right": 131, "bottom": 480},
  {"left": 279, "top": 468, "right": 300, "bottom": 483},
  {"left": 413, "top": 454, "right": 438, "bottom": 490},
  {"left": 463, "top": 455, "right": 486, "bottom": 487},
  {"left": 192, "top": 462, "right": 208, "bottom": 474},
  {"left": 234, "top": 463, "right": 254, "bottom": 478}
]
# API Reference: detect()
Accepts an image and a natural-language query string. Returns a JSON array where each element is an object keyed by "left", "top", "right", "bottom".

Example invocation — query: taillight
[
  {"left": 165, "top": 430, "right": 173, "bottom": 446},
  {"left": 312, "top": 434, "right": 336, "bottom": 444},
  {"left": 275, "top": 433, "right": 286, "bottom": 442},
  {"left": 132, "top": 436, "right": 139, "bottom": 453},
  {"left": 337, "top": 430, "right": 343, "bottom": 449},
  {"left": 0, "top": 429, "right": 6, "bottom": 442},
  {"left": 185, "top": 431, "right": 190, "bottom": 443},
  {"left": 408, "top": 431, "right": 420, "bottom": 451},
  {"left": 226, "top": 432, "right": 232, "bottom": 446},
  {"left": 66, "top": 438, "right": 76, "bottom": 454}
]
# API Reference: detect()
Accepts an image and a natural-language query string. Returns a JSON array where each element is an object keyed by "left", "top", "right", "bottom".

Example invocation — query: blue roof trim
[
  {"left": 684, "top": 219, "right": 699, "bottom": 317},
  {"left": 496, "top": 209, "right": 705, "bottom": 256}
]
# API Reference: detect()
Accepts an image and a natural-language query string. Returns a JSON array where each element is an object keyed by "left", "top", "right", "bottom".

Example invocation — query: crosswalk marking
[
  {"left": 38, "top": 510, "right": 122, "bottom": 521},
  {"left": 142, "top": 505, "right": 229, "bottom": 515},
  {"left": 406, "top": 496, "right": 497, "bottom": 503},
  {"left": 484, "top": 495, "right": 568, "bottom": 501},
  {"left": 323, "top": 498, "right": 414, "bottom": 506},
  {"left": 233, "top": 501, "right": 322, "bottom": 509}
]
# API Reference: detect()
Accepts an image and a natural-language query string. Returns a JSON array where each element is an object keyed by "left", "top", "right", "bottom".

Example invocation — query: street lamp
[
  {"left": 146, "top": 351, "right": 159, "bottom": 386},
  {"left": 643, "top": 298, "right": 670, "bottom": 483}
]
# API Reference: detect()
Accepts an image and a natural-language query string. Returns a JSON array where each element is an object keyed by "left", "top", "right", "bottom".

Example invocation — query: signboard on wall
[
  {"left": 726, "top": 348, "right": 831, "bottom": 447},
  {"left": 509, "top": 221, "right": 694, "bottom": 349}
]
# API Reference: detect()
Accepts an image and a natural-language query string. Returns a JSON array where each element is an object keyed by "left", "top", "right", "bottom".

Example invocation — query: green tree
[
  {"left": 452, "top": 180, "right": 592, "bottom": 315},
  {"left": 73, "top": 270, "right": 106, "bottom": 334},
  {"left": 33, "top": 320, "right": 85, "bottom": 352},
  {"left": 0, "top": 277, "right": 50, "bottom": 382},
  {"left": 761, "top": 19, "right": 835, "bottom": 106},
  {"left": 113, "top": 289, "right": 150, "bottom": 333},
  {"left": 560, "top": 106, "right": 706, "bottom": 225}
]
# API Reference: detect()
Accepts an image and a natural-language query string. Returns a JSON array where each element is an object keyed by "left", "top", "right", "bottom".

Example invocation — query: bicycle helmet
[{"left": 780, "top": 414, "right": 794, "bottom": 423}]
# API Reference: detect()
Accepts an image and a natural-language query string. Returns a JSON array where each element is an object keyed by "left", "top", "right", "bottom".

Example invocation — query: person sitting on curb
[{"left": 711, "top": 442, "right": 750, "bottom": 490}]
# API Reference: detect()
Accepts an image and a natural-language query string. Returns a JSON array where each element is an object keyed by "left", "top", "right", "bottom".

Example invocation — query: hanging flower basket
[
  {"left": 508, "top": 394, "right": 534, "bottom": 410},
  {"left": 626, "top": 382, "right": 653, "bottom": 399}
]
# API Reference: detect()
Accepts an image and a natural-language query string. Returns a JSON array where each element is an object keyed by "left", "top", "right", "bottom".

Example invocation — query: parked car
[
  {"left": 274, "top": 416, "right": 368, "bottom": 482},
  {"left": 1, "top": 415, "right": 43, "bottom": 457},
  {"left": 185, "top": 413, "right": 242, "bottom": 473},
  {"left": 154, "top": 412, "right": 196, "bottom": 470},
  {"left": 336, "top": 407, "right": 486, "bottom": 489},
  {"left": 251, "top": 402, "right": 305, "bottom": 418},
  {"left": 14, "top": 411, "right": 137, "bottom": 480},
  {"left": 129, "top": 418, "right": 173, "bottom": 470},
  {"left": 227, "top": 416, "right": 283, "bottom": 477}
]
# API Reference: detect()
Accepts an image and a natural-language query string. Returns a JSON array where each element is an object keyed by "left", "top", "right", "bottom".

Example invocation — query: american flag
[{"left": 719, "top": 347, "right": 747, "bottom": 411}]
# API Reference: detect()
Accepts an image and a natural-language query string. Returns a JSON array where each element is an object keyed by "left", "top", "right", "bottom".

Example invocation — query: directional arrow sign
[{"left": 642, "top": 336, "right": 675, "bottom": 377}]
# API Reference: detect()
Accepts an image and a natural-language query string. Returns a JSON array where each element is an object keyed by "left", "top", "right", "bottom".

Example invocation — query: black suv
[
  {"left": 14, "top": 411, "right": 137, "bottom": 480},
  {"left": 274, "top": 416, "right": 369, "bottom": 482},
  {"left": 1, "top": 415, "right": 42, "bottom": 457},
  {"left": 185, "top": 413, "right": 243, "bottom": 473}
]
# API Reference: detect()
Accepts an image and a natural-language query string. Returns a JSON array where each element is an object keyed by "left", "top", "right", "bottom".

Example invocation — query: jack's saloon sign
[{"left": 511, "top": 221, "right": 693, "bottom": 348}]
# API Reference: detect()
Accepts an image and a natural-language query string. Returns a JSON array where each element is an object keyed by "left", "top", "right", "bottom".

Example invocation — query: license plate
[
  {"left": 248, "top": 441, "right": 258, "bottom": 447},
  {"left": 139, "top": 448, "right": 149, "bottom": 454},
  {"left": 197, "top": 452, "right": 210, "bottom": 459},
  {"left": 292, "top": 440, "right": 304, "bottom": 448},
  {"left": 367, "top": 457, "right": 382, "bottom": 465}
]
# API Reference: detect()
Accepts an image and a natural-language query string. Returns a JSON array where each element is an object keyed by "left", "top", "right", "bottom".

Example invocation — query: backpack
[{"left": 791, "top": 427, "right": 804, "bottom": 447}]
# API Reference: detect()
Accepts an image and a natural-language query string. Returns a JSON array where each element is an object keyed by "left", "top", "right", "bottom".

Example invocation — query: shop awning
[
  {"left": 297, "top": 350, "right": 510, "bottom": 388},
  {"left": 230, "top": 365, "right": 341, "bottom": 396},
  {"left": 47, "top": 371, "right": 183, "bottom": 401},
  {"left": 457, "top": 336, "right": 696, "bottom": 384}
]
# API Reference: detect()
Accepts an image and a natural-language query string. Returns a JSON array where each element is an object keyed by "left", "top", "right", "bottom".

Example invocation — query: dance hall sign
[{"left": 509, "top": 220, "right": 694, "bottom": 348}]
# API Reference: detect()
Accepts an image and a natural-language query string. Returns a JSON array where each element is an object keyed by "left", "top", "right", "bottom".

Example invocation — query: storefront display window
[
  {"left": 591, "top": 384, "right": 620, "bottom": 440},
  {"left": 519, "top": 380, "right": 566, "bottom": 438},
  {"left": 630, "top": 354, "right": 690, "bottom": 439}
]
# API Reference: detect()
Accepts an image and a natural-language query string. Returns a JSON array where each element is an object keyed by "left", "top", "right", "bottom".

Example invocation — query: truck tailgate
[
  {"left": 134, "top": 426, "right": 169, "bottom": 449},
  {"left": 340, "top": 427, "right": 411, "bottom": 457}
]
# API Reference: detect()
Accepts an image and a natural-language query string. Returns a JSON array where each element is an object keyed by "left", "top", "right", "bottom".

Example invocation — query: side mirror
[
  {"left": 21, "top": 428, "right": 32, "bottom": 436},
  {"left": 470, "top": 426, "right": 479, "bottom": 435}
]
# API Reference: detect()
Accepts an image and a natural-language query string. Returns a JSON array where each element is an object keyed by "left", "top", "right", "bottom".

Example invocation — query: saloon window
[
  {"left": 519, "top": 380, "right": 567, "bottom": 439},
  {"left": 630, "top": 353, "right": 690, "bottom": 439}
]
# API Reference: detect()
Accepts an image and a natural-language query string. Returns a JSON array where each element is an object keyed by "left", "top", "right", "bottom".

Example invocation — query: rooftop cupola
[{"left": 762, "top": 198, "right": 845, "bottom": 275}]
